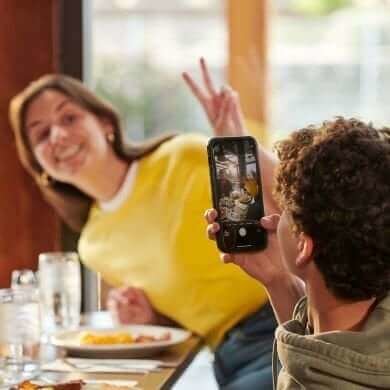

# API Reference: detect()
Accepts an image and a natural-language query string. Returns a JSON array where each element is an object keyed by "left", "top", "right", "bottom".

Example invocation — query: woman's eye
[
  {"left": 35, "top": 128, "right": 50, "bottom": 144},
  {"left": 61, "top": 113, "right": 77, "bottom": 125}
]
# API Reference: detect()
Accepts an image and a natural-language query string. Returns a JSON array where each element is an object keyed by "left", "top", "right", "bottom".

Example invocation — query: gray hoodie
[{"left": 274, "top": 293, "right": 390, "bottom": 389}]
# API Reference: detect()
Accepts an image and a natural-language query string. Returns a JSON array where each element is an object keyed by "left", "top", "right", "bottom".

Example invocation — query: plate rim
[{"left": 51, "top": 324, "right": 191, "bottom": 351}]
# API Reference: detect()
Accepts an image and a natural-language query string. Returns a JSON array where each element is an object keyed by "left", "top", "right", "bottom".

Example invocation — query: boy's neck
[{"left": 305, "top": 268, "right": 377, "bottom": 334}]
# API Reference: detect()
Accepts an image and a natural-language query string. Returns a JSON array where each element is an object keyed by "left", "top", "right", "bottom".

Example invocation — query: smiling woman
[
  {"left": 9, "top": 70, "right": 281, "bottom": 389},
  {"left": 9, "top": 74, "right": 174, "bottom": 230},
  {"left": 25, "top": 89, "right": 128, "bottom": 201}
]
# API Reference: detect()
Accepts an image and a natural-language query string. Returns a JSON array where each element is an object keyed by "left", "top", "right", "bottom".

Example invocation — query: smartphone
[{"left": 207, "top": 136, "right": 267, "bottom": 253}]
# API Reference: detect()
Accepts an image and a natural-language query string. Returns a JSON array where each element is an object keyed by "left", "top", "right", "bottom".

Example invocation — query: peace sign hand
[{"left": 182, "top": 57, "right": 246, "bottom": 136}]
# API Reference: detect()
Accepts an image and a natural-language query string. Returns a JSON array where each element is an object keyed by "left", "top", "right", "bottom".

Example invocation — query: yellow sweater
[{"left": 78, "top": 134, "right": 268, "bottom": 347}]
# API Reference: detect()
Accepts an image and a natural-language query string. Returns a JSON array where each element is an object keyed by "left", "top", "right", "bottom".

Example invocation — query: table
[
  {"left": 41, "top": 335, "right": 202, "bottom": 390},
  {"left": 39, "top": 312, "right": 203, "bottom": 390}
]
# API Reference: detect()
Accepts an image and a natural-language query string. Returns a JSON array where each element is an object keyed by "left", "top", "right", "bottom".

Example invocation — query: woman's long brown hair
[{"left": 9, "top": 74, "right": 176, "bottom": 231}]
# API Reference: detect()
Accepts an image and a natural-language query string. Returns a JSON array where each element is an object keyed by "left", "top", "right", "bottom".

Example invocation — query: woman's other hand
[
  {"left": 182, "top": 57, "right": 246, "bottom": 136},
  {"left": 107, "top": 286, "right": 158, "bottom": 325}
]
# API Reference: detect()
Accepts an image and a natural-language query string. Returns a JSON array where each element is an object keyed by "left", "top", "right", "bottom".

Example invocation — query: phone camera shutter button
[{"left": 238, "top": 227, "right": 247, "bottom": 237}]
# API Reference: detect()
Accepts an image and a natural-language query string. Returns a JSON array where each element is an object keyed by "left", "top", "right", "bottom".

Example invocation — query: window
[
  {"left": 91, "top": 0, "right": 227, "bottom": 141},
  {"left": 270, "top": 0, "right": 390, "bottom": 143}
]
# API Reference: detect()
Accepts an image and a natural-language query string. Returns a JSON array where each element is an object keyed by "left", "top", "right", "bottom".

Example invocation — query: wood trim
[
  {"left": 55, "top": 0, "right": 89, "bottom": 310},
  {"left": 0, "top": 0, "right": 63, "bottom": 287},
  {"left": 52, "top": 0, "right": 83, "bottom": 253},
  {"left": 227, "top": 0, "right": 269, "bottom": 143},
  {"left": 55, "top": 0, "right": 83, "bottom": 78}
]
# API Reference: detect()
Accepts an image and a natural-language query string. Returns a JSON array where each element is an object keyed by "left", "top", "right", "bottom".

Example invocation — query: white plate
[{"left": 51, "top": 325, "right": 191, "bottom": 358}]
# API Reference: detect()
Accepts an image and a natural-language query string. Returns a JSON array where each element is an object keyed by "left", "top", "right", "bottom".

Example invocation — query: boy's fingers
[
  {"left": 260, "top": 214, "right": 280, "bottom": 231},
  {"left": 207, "top": 223, "right": 220, "bottom": 240},
  {"left": 205, "top": 208, "right": 218, "bottom": 223},
  {"left": 221, "top": 253, "right": 233, "bottom": 263}
]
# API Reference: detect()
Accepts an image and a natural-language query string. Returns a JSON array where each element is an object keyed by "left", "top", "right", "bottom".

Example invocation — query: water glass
[
  {"left": 11, "top": 269, "right": 38, "bottom": 290},
  {"left": 38, "top": 252, "right": 81, "bottom": 335},
  {"left": 0, "top": 288, "right": 40, "bottom": 384}
]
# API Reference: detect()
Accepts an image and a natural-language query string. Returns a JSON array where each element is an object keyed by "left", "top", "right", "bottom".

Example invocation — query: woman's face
[{"left": 25, "top": 89, "right": 113, "bottom": 185}]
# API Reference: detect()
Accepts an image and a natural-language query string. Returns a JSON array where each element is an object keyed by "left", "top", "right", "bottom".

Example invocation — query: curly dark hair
[{"left": 274, "top": 117, "right": 390, "bottom": 300}]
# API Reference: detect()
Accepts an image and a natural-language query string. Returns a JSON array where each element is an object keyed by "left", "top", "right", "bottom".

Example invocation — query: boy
[{"left": 207, "top": 117, "right": 390, "bottom": 389}]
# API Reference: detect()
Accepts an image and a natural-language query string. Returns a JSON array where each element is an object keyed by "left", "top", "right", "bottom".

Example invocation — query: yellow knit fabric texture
[{"left": 78, "top": 134, "right": 268, "bottom": 347}]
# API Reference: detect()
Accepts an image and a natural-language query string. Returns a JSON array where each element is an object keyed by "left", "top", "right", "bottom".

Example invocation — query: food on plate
[
  {"left": 79, "top": 331, "right": 134, "bottom": 345},
  {"left": 79, "top": 330, "right": 171, "bottom": 345},
  {"left": 12, "top": 380, "right": 134, "bottom": 390},
  {"left": 135, "top": 332, "right": 170, "bottom": 343},
  {"left": 12, "top": 380, "right": 84, "bottom": 390}
]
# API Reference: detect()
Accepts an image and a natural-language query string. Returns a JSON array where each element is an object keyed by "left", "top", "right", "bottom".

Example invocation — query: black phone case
[{"left": 207, "top": 136, "right": 267, "bottom": 253}]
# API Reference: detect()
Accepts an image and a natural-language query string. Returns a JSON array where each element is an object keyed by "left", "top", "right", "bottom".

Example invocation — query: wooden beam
[
  {"left": 227, "top": 0, "right": 268, "bottom": 142},
  {"left": 55, "top": 0, "right": 83, "bottom": 78},
  {"left": 0, "top": 0, "right": 62, "bottom": 287}
]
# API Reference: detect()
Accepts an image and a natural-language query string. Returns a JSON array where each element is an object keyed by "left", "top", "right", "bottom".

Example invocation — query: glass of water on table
[
  {"left": 0, "top": 288, "right": 41, "bottom": 385},
  {"left": 38, "top": 252, "right": 81, "bottom": 337}
]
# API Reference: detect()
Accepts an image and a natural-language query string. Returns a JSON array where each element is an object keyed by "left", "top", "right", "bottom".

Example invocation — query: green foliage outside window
[
  {"left": 291, "top": 0, "right": 352, "bottom": 15},
  {"left": 93, "top": 57, "right": 205, "bottom": 140}
]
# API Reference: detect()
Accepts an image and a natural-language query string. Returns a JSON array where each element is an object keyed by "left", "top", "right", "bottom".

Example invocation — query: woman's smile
[
  {"left": 54, "top": 143, "right": 82, "bottom": 162},
  {"left": 53, "top": 142, "right": 86, "bottom": 173}
]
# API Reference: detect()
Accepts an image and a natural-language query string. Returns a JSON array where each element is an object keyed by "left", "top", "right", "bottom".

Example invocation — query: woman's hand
[
  {"left": 182, "top": 57, "right": 246, "bottom": 136},
  {"left": 183, "top": 57, "right": 281, "bottom": 217},
  {"left": 205, "top": 208, "right": 285, "bottom": 287},
  {"left": 107, "top": 286, "right": 159, "bottom": 325}
]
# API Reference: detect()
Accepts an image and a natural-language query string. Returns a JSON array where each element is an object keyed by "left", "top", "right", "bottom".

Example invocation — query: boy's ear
[{"left": 296, "top": 233, "right": 314, "bottom": 267}]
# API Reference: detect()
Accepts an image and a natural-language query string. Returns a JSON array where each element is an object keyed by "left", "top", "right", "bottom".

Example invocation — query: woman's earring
[
  {"left": 106, "top": 133, "right": 115, "bottom": 143},
  {"left": 40, "top": 172, "right": 53, "bottom": 187}
]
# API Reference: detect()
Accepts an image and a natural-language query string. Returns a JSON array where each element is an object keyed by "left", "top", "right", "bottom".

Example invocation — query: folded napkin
[
  {"left": 83, "top": 379, "right": 139, "bottom": 389},
  {"left": 42, "top": 358, "right": 162, "bottom": 374}
]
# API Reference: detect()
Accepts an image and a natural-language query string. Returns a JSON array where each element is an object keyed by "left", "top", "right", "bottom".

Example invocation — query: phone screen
[{"left": 208, "top": 136, "right": 267, "bottom": 252}]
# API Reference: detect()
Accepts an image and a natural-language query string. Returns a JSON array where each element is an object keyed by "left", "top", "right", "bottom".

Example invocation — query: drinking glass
[
  {"left": 11, "top": 269, "right": 38, "bottom": 290},
  {"left": 38, "top": 252, "right": 81, "bottom": 335},
  {"left": 0, "top": 288, "right": 40, "bottom": 384}
]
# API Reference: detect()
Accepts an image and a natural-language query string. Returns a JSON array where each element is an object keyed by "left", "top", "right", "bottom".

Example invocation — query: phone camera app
[{"left": 215, "top": 142, "right": 261, "bottom": 223}]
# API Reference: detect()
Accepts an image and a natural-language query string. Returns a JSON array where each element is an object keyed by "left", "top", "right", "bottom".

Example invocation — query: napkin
[
  {"left": 83, "top": 379, "right": 139, "bottom": 389},
  {"left": 42, "top": 358, "right": 162, "bottom": 374}
]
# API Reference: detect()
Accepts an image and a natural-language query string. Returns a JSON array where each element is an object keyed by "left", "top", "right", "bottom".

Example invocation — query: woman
[{"left": 9, "top": 59, "right": 278, "bottom": 389}]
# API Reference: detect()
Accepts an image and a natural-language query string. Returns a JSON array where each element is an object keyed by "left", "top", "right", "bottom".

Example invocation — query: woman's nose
[{"left": 49, "top": 125, "right": 68, "bottom": 144}]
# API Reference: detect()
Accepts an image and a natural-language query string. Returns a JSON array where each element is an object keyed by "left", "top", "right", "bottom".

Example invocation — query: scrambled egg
[{"left": 79, "top": 331, "right": 135, "bottom": 345}]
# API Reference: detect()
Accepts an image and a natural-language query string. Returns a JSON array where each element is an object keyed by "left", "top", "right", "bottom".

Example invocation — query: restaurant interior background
[{"left": 1, "top": 0, "right": 390, "bottom": 308}]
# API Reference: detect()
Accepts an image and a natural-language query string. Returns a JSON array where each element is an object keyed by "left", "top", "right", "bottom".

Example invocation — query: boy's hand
[{"left": 205, "top": 208, "right": 287, "bottom": 287}]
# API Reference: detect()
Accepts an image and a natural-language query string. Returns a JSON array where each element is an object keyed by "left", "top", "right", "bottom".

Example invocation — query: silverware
[
  {"left": 60, "top": 358, "right": 161, "bottom": 374},
  {"left": 63, "top": 357, "right": 177, "bottom": 369},
  {"left": 39, "top": 376, "right": 55, "bottom": 384}
]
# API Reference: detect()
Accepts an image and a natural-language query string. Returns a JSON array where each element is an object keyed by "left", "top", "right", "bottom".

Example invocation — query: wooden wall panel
[
  {"left": 227, "top": 0, "right": 268, "bottom": 142},
  {"left": 0, "top": 0, "right": 61, "bottom": 287}
]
